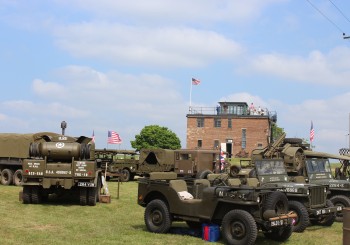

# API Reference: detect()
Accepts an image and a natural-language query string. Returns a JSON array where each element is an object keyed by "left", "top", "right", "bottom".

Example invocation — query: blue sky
[{"left": 1, "top": 0, "right": 350, "bottom": 154}]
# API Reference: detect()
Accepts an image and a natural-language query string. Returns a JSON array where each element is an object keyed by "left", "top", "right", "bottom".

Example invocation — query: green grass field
[{"left": 0, "top": 180, "right": 345, "bottom": 245}]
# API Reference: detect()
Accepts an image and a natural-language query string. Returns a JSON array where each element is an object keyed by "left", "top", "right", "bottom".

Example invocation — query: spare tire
[
  {"left": 196, "top": 169, "right": 213, "bottom": 179},
  {"left": 263, "top": 191, "right": 288, "bottom": 215}
]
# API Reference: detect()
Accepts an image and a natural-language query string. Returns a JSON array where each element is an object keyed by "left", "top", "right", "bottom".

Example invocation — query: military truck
[
  {"left": 251, "top": 133, "right": 350, "bottom": 222},
  {"left": 95, "top": 148, "right": 221, "bottom": 182},
  {"left": 0, "top": 131, "right": 60, "bottom": 185},
  {"left": 228, "top": 159, "right": 338, "bottom": 232},
  {"left": 21, "top": 121, "right": 102, "bottom": 206},
  {"left": 138, "top": 172, "right": 296, "bottom": 245}
]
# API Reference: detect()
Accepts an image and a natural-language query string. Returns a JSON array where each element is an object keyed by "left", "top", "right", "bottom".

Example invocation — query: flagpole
[{"left": 189, "top": 79, "right": 193, "bottom": 112}]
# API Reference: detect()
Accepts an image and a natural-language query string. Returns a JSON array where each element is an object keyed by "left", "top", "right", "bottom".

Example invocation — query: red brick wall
[{"left": 186, "top": 116, "right": 270, "bottom": 157}]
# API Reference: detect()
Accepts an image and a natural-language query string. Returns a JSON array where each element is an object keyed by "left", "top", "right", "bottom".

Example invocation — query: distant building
[{"left": 186, "top": 102, "right": 277, "bottom": 158}]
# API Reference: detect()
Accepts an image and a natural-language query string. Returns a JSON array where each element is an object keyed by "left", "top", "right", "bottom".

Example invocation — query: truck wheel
[
  {"left": 22, "top": 186, "right": 32, "bottom": 204},
  {"left": 96, "top": 176, "right": 101, "bottom": 202},
  {"left": 121, "top": 169, "right": 131, "bottom": 182},
  {"left": 196, "top": 170, "right": 213, "bottom": 179},
  {"left": 264, "top": 225, "right": 293, "bottom": 242},
  {"left": 88, "top": 187, "right": 97, "bottom": 206},
  {"left": 288, "top": 200, "right": 309, "bottom": 232},
  {"left": 330, "top": 195, "right": 350, "bottom": 222},
  {"left": 1, "top": 168, "right": 14, "bottom": 185},
  {"left": 311, "top": 200, "right": 336, "bottom": 226},
  {"left": 221, "top": 209, "right": 257, "bottom": 245},
  {"left": 263, "top": 191, "right": 288, "bottom": 215},
  {"left": 31, "top": 186, "right": 42, "bottom": 204},
  {"left": 13, "top": 169, "right": 23, "bottom": 186},
  {"left": 144, "top": 199, "right": 172, "bottom": 233},
  {"left": 79, "top": 187, "right": 88, "bottom": 206}
]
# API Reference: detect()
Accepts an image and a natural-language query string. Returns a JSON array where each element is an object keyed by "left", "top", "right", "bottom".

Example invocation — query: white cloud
[
  {"left": 250, "top": 46, "right": 350, "bottom": 86},
  {"left": 32, "top": 79, "right": 65, "bottom": 96},
  {"left": 56, "top": 0, "right": 284, "bottom": 24},
  {"left": 53, "top": 23, "right": 243, "bottom": 67}
]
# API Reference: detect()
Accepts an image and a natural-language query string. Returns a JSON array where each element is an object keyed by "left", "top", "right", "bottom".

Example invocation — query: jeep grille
[{"left": 309, "top": 186, "right": 326, "bottom": 208}]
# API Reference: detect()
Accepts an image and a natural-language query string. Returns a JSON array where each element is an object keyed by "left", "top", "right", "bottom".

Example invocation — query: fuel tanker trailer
[
  {"left": 21, "top": 121, "right": 102, "bottom": 206},
  {"left": 0, "top": 131, "right": 60, "bottom": 185}
]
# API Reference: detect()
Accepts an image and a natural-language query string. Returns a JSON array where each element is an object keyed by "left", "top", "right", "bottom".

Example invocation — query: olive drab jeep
[
  {"left": 228, "top": 159, "right": 339, "bottom": 233},
  {"left": 95, "top": 148, "right": 221, "bottom": 182},
  {"left": 137, "top": 172, "right": 296, "bottom": 245},
  {"left": 21, "top": 122, "right": 102, "bottom": 206}
]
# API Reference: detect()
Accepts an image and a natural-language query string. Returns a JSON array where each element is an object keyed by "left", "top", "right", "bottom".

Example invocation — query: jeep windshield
[
  {"left": 305, "top": 158, "right": 331, "bottom": 174},
  {"left": 255, "top": 159, "right": 287, "bottom": 175}
]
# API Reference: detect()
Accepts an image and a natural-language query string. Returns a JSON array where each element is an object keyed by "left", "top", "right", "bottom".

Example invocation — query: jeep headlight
[
  {"left": 257, "top": 196, "right": 261, "bottom": 203},
  {"left": 306, "top": 189, "right": 310, "bottom": 195},
  {"left": 324, "top": 188, "right": 327, "bottom": 193}
]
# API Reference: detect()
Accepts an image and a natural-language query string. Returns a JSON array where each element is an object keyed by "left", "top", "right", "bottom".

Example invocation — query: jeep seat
[
  {"left": 192, "top": 179, "right": 210, "bottom": 199},
  {"left": 246, "top": 178, "right": 259, "bottom": 187},
  {"left": 169, "top": 179, "right": 194, "bottom": 200},
  {"left": 227, "top": 178, "right": 241, "bottom": 186}
]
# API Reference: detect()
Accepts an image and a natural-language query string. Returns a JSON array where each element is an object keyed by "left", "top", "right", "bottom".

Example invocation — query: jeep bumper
[{"left": 309, "top": 206, "right": 341, "bottom": 216}]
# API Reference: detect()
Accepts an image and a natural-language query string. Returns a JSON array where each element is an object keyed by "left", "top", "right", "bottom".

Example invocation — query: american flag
[
  {"left": 310, "top": 121, "right": 315, "bottom": 142},
  {"left": 192, "top": 78, "right": 200, "bottom": 85},
  {"left": 108, "top": 131, "right": 122, "bottom": 144}
]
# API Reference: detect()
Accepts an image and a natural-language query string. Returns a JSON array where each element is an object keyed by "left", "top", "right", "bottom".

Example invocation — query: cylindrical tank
[{"left": 38, "top": 142, "right": 81, "bottom": 161}]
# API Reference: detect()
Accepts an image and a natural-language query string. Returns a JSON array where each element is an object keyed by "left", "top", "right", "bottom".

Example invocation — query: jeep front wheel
[
  {"left": 288, "top": 200, "right": 309, "bottom": 232},
  {"left": 264, "top": 225, "right": 293, "bottom": 242},
  {"left": 221, "top": 209, "right": 257, "bottom": 245},
  {"left": 330, "top": 195, "right": 350, "bottom": 222},
  {"left": 311, "top": 200, "right": 336, "bottom": 226},
  {"left": 144, "top": 199, "right": 172, "bottom": 233}
]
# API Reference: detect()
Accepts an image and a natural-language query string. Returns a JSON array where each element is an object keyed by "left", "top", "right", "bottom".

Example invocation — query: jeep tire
[
  {"left": 311, "top": 200, "right": 336, "bottom": 226},
  {"left": 264, "top": 225, "right": 293, "bottom": 242},
  {"left": 144, "top": 199, "right": 172, "bottom": 233},
  {"left": 196, "top": 169, "right": 213, "bottom": 179},
  {"left": 288, "top": 200, "right": 309, "bottom": 232},
  {"left": 330, "top": 195, "right": 350, "bottom": 222},
  {"left": 263, "top": 191, "right": 288, "bottom": 215},
  {"left": 221, "top": 209, "right": 257, "bottom": 245}
]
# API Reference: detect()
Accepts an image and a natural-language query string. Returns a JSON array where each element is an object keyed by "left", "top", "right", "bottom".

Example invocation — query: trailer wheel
[
  {"left": 79, "top": 187, "right": 88, "bottom": 206},
  {"left": 330, "top": 195, "right": 350, "bottom": 222},
  {"left": 1, "top": 168, "right": 14, "bottom": 185},
  {"left": 22, "top": 186, "right": 32, "bottom": 204},
  {"left": 288, "top": 200, "right": 309, "bottom": 232},
  {"left": 13, "top": 169, "right": 23, "bottom": 186},
  {"left": 221, "top": 209, "right": 257, "bottom": 245},
  {"left": 144, "top": 199, "right": 172, "bottom": 233}
]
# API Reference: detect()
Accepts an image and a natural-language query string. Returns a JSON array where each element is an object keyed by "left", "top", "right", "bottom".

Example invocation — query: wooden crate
[{"left": 99, "top": 194, "right": 111, "bottom": 203}]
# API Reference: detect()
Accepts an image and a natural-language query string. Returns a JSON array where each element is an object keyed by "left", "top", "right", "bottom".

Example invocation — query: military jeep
[
  {"left": 137, "top": 172, "right": 296, "bottom": 245},
  {"left": 231, "top": 159, "right": 339, "bottom": 232}
]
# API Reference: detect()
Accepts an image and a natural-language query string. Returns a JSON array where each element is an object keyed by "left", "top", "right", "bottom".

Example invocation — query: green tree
[
  {"left": 131, "top": 125, "right": 181, "bottom": 151},
  {"left": 271, "top": 123, "right": 285, "bottom": 141}
]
